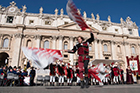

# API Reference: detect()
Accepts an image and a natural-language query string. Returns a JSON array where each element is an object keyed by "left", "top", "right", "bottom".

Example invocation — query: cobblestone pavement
[{"left": 0, "top": 84, "right": 140, "bottom": 93}]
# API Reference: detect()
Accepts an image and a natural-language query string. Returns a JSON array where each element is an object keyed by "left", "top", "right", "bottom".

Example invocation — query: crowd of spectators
[
  {"left": 0, "top": 62, "right": 134, "bottom": 87},
  {"left": 0, "top": 65, "right": 36, "bottom": 86}
]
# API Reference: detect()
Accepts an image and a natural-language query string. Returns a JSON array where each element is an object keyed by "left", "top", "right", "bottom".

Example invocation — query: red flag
[{"left": 66, "top": 0, "right": 90, "bottom": 30}]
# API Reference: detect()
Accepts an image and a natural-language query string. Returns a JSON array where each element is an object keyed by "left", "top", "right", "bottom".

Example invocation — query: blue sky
[{"left": 1, "top": 0, "right": 140, "bottom": 35}]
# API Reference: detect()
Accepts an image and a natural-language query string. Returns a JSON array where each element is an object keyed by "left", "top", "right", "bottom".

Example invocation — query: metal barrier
[
  {"left": 0, "top": 75, "right": 4, "bottom": 86},
  {"left": 36, "top": 75, "right": 44, "bottom": 86},
  {"left": 7, "top": 73, "right": 14, "bottom": 80},
  {"left": 6, "top": 73, "right": 14, "bottom": 86},
  {"left": 13, "top": 74, "right": 20, "bottom": 86},
  {"left": 43, "top": 75, "right": 50, "bottom": 86},
  {"left": 6, "top": 73, "right": 20, "bottom": 86}
]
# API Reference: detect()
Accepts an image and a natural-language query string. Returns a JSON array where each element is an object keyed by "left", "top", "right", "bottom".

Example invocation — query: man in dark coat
[
  {"left": 29, "top": 67, "right": 36, "bottom": 86},
  {"left": 126, "top": 66, "right": 133, "bottom": 84}
]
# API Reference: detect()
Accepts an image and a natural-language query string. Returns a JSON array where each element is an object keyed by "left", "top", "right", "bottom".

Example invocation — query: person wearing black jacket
[
  {"left": 29, "top": 67, "right": 36, "bottom": 86},
  {"left": 49, "top": 63, "right": 56, "bottom": 86},
  {"left": 57, "top": 62, "right": 65, "bottom": 86},
  {"left": 64, "top": 31, "right": 95, "bottom": 88}
]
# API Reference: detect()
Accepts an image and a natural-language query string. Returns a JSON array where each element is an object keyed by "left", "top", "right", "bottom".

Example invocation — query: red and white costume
[
  {"left": 113, "top": 66, "right": 119, "bottom": 83},
  {"left": 66, "top": 66, "right": 73, "bottom": 85},
  {"left": 49, "top": 63, "right": 56, "bottom": 84},
  {"left": 57, "top": 63, "right": 65, "bottom": 85}
]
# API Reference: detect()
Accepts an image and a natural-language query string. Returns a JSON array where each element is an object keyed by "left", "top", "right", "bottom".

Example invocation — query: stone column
[
  {"left": 111, "top": 40, "right": 115, "bottom": 60},
  {"left": 58, "top": 35, "right": 63, "bottom": 50},
  {"left": 21, "top": 10, "right": 26, "bottom": 24},
  {"left": 35, "top": 35, "right": 41, "bottom": 48},
  {"left": 0, "top": 34, "right": 3, "bottom": 48},
  {"left": 20, "top": 15, "right": 24, "bottom": 24},
  {"left": 94, "top": 39, "right": 98, "bottom": 59},
  {"left": 52, "top": 36, "right": 57, "bottom": 49},
  {"left": 39, "top": 18, "right": 42, "bottom": 25},
  {"left": 9, "top": 35, "right": 13, "bottom": 49},
  {"left": 99, "top": 39, "right": 103, "bottom": 59},
  {"left": 69, "top": 36, "right": 74, "bottom": 65},
  {"left": 124, "top": 42, "right": 129, "bottom": 68},
  {"left": 138, "top": 44, "right": 140, "bottom": 56},
  {"left": 11, "top": 33, "right": 22, "bottom": 67},
  {"left": 125, "top": 42, "right": 130, "bottom": 56},
  {"left": 121, "top": 41, "right": 129, "bottom": 76},
  {"left": 0, "top": 13, "right": 2, "bottom": 23}
]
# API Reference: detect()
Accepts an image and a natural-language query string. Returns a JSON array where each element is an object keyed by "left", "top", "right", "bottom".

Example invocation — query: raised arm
[{"left": 85, "top": 31, "right": 95, "bottom": 44}]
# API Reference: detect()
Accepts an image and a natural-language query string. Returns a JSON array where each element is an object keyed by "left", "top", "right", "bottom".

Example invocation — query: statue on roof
[
  {"left": 10, "top": 1, "right": 16, "bottom": 7},
  {"left": 77, "top": 9, "right": 81, "bottom": 15},
  {"left": 96, "top": 14, "right": 100, "bottom": 21},
  {"left": 22, "top": 5, "right": 27, "bottom": 13},
  {"left": 55, "top": 8, "right": 58, "bottom": 15},
  {"left": 108, "top": 16, "right": 111, "bottom": 23},
  {"left": 126, "top": 16, "right": 131, "bottom": 22},
  {"left": 91, "top": 13, "right": 95, "bottom": 20},
  {"left": 83, "top": 11, "right": 87, "bottom": 19},
  {"left": 120, "top": 17, "right": 124, "bottom": 24},
  {"left": 60, "top": 8, "right": 64, "bottom": 15},
  {"left": 40, "top": 7, "right": 43, "bottom": 14}
]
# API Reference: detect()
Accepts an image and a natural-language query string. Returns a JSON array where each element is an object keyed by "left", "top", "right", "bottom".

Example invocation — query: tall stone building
[{"left": 0, "top": 1, "right": 139, "bottom": 70}]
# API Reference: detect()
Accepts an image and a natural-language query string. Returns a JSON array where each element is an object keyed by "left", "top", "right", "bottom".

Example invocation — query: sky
[{"left": 1, "top": 0, "right": 140, "bottom": 35}]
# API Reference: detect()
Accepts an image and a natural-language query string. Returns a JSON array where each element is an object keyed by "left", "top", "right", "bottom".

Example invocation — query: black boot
[
  {"left": 80, "top": 81, "right": 84, "bottom": 89},
  {"left": 50, "top": 82, "right": 52, "bottom": 86},
  {"left": 52, "top": 82, "right": 54, "bottom": 86},
  {"left": 85, "top": 77, "right": 89, "bottom": 88},
  {"left": 62, "top": 83, "right": 64, "bottom": 86},
  {"left": 59, "top": 83, "right": 60, "bottom": 86}
]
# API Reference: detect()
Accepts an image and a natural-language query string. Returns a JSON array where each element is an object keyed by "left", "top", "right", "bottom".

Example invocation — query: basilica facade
[{"left": 0, "top": 1, "right": 139, "bottom": 70}]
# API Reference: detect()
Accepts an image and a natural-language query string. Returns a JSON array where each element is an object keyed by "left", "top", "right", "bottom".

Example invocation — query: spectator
[
  {"left": 12, "top": 66, "right": 17, "bottom": 74},
  {"left": 126, "top": 66, "right": 133, "bottom": 84},
  {"left": 29, "top": 67, "right": 36, "bottom": 86}
]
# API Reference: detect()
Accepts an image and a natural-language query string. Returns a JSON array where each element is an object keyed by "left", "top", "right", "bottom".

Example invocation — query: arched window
[
  {"left": 117, "top": 45, "right": 121, "bottom": 53},
  {"left": 132, "top": 46, "right": 136, "bottom": 54},
  {"left": 103, "top": 44, "right": 108, "bottom": 52},
  {"left": 26, "top": 40, "right": 32, "bottom": 47},
  {"left": 44, "top": 40, "right": 49, "bottom": 49},
  {"left": 3, "top": 38, "right": 9, "bottom": 48},
  {"left": 64, "top": 41, "right": 68, "bottom": 50}
]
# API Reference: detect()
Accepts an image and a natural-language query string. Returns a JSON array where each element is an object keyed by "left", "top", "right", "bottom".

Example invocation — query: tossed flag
[
  {"left": 66, "top": 0, "right": 90, "bottom": 30},
  {"left": 22, "top": 47, "right": 63, "bottom": 68},
  {"left": 88, "top": 63, "right": 111, "bottom": 83}
]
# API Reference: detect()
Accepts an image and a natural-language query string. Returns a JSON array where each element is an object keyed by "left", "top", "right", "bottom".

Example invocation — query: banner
[
  {"left": 129, "top": 60, "right": 138, "bottom": 71},
  {"left": 126, "top": 55, "right": 140, "bottom": 75}
]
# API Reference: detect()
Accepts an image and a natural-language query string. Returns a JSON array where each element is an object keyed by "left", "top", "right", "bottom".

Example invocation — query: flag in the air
[
  {"left": 66, "top": 0, "right": 90, "bottom": 30},
  {"left": 88, "top": 63, "right": 111, "bottom": 83},
  {"left": 22, "top": 47, "right": 63, "bottom": 68}
]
